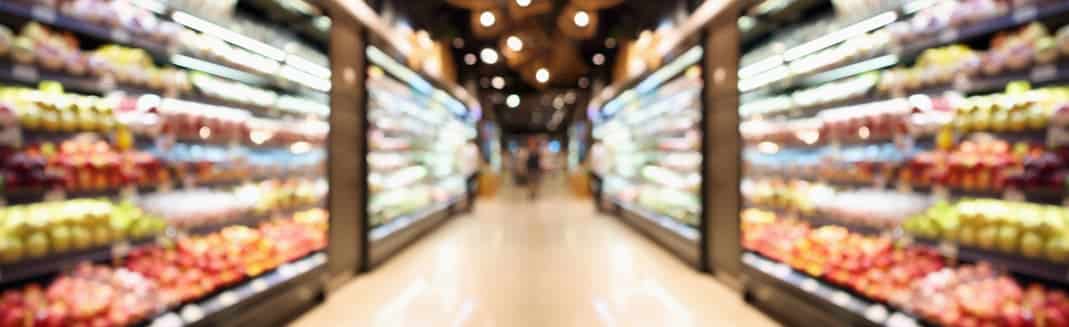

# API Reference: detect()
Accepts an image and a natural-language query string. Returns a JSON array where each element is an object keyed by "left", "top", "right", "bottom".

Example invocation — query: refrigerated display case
[
  {"left": 737, "top": 1, "right": 1069, "bottom": 326},
  {"left": 363, "top": 45, "right": 479, "bottom": 268},
  {"left": 589, "top": 45, "right": 706, "bottom": 267},
  {"left": 0, "top": 1, "right": 332, "bottom": 326}
]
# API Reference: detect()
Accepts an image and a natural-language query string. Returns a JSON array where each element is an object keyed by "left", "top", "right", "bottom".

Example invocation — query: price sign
[
  {"left": 1012, "top": 5, "right": 1038, "bottom": 24},
  {"left": 180, "top": 304, "right": 204, "bottom": 323},
  {"left": 865, "top": 305, "right": 889, "bottom": 323},
  {"left": 12, "top": 65, "right": 39, "bottom": 82},
  {"left": 30, "top": 5, "right": 57, "bottom": 24},
  {"left": 1031, "top": 64, "right": 1058, "bottom": 83},
  {"left": 938, "top": 29, "right": 959, "bottom": 43},
  {"left": 110, "top": 29, "right": 131, "bottom": 44}
]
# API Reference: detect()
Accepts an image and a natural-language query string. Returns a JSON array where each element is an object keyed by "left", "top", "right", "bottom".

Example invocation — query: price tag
[
  {"left": 217, "top": 291, "right": 238, "bottom": 306},
  {"left": 938, "top": 29, "right": 959, "bottom": 43},
  {"left": 250, "top": 279, "right": 268, "bottom": 292},
  {"left": 932, "top": 185, "right": 949, "bottom": 201},
  {"left": 1012, "top": 5, "right": 1038, "bottom": 24},
  {"left": 12, "top": 65, "right": 39, "bottom": 82},
  {"left": 43, "top": 189, "right": 66, "bottom": 202},
  {"left": 1031, "top": 64, "right": 1058, "bottom": 82},
  {"left": 179, "top": 304, "right": 204, "bottom": 323},
  {"left": 830, "top": 291, "right": 851, "bottom": 307},
  {"left": 110, "top": 241, "right": 131, "bottom": 259},
  {"left": 801, "top": 279, "right": 820, "bottom": 293},
  {"left": 938, "top": 241, "right": 958, "bottom": 261},
  {"left": 149, "top": 313, "right": 183, "bottom": 327},
  {"left": 887, "top": 313, "right": 921, "bottom": 327},
  {"left": 110, "top": 29, "right": 131, "bottom": 43},
  {"left": 1003, "top": 188, "right": 1025, "bottom": 201},
  {"left": 865, "top": 305, "right": 889, "bottom": 323},
  {"left": 30, "top": 5, "right": 57, "bottom": 24},
  {"left": 119, "top": 185, "right": 139, "bottom": 202}
]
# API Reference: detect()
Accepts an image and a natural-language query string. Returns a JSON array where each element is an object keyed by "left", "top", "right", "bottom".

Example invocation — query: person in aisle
[{"left": 526, "top": 137, "right": 544, "bottom": 200}]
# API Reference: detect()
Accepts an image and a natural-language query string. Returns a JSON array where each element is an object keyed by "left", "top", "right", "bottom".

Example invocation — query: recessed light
[
  {"left": 464, "top": 53, "right": 477, "bottom": 65},
  {"left": 605, "top": 38, "right": 616, "bottom": 48},
  {"left": 506, "top": 94, "right": 521, "bottom": 108},
  {"left": 592, "top": 53, "right": 605, "bottom": 65},
  {"left": 480, "top": 48, "right": 499, "bottom": 64},
  {"left": 535, "top": 68, "right": 550, "bottom": 83},
  {"left": 492, "top": 76, "right": 505, "bottom": 89},
  {"left": 506, "top": 36, "right": 524, "bottom": 52},
  {"left": 479, "top": 11, "right": 496, "bottom": 27},
  {"left": 574, "top": 11, "right": 590, "bottom": 28},
  {"left": 452, "top": 38, "right": 465, "bottom": 48},
  {"left": 516, "top": 0, "right": 531, "bottom": 7},
  {"left": 578, "top": 77, "right": 590, "bottom": 88}
]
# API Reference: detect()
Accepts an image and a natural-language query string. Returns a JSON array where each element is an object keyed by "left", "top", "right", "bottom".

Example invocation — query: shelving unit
[
  {"left": 0, "top": 1, "right": 332, "bottom": 325},
  {"left": 588, "top": 45, "right": 707, "bottom": 268},
  {"left": 737, "top": 1, "right": 1069, "bottom": 326}
]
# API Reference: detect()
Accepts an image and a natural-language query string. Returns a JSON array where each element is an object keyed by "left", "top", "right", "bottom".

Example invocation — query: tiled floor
[{"left": 291, "top": 175, "right": 778, "bottom": 327}]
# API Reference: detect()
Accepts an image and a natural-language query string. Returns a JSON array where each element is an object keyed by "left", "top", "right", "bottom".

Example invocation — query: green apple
[{"left": 70, "top": 226, "right": 91, "bottom": 249}]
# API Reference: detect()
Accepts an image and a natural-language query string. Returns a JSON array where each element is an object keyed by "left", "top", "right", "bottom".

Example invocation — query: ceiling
[{"left": 374, "top": 0, "right": 693, "bottom": 134}]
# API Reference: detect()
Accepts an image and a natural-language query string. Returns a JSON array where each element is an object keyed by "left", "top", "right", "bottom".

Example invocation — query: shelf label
[
  {"left": 217, "top": 291, "right": 238, "bottom": 306},
  {"left": 43, "top": 189, "right": 65, "bottom": 202},
  {"left": 1003, "top": 188, "right": 1025, "bottom": 202},
  {"left": 938, "top": 29, "right": 959, "bottom": 43},
  {"left": 1031, "top": 64, "right": 1058, "bottom": 83},
  {"left": 887, "top": 313, "right": 921, "bottom": 327},
  {"left": 30, "top": 6, "right": 57, "bottom": 24},
  {"left": 110, "top": 29, "right": 131, "bottom": 44},
  {"left": 865, "top": 305, "right": 890, "bottom": 323},
  {"left": 12, "top": 65, "right": 39, "bottom": 82},
  {"left": 180, "top": 304, "right": 204, "bottom": 323},
  {"left": 830, "top": 291, "right": 851, "bottom": 307},
  {"left": 938, "top": 241, "right": 958, "bottom": 261},
  {"left": 1012, "top": 5, "right": 1038, "bottom": 24}
]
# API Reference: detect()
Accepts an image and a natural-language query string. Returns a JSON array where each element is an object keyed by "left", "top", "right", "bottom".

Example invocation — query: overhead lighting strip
[
  {"left": 782, "top": 11, "right": 898, "bottom": 61},
  {"left": 171, "top": 11, "right": 288, "bottom": 61},
  {"left": 171, "top": 54, "right": 267, "bottom": 85}
]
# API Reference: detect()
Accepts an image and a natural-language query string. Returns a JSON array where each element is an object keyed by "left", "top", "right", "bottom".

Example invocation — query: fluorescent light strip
[
  {"left": 806, "top": 54, "right": 898, "bottom": 85},
  {"left": 635, "top": 46, "right": 704, "bottom": 94},
  {"left": 172, "top": 11, "right": 288, "bottom": 61},
  {"left": 171, "top": 54, "right": 266, "bottom": 85},
  {"left": 738, "top": 65, "right": 791, "bottom": 92},
  {"left": 129, "top": 0, "right": 166, "bottom": 14},
  {"left": 782, "top": 11, "right": 898, "bottom": 62},
  {"left": 280, "top": 65, "right": 331, "bottom": 92},
  {"left": 902, "top": 0, "right": 939, "bottom": 14},
  {"left": 366, "top": 46, "right": 433, "bottom": 95},
  {"left": 286, "top": 54, "right": 331, "bottom": 79},
  {"left": 738, "top": 55, "right": 784, "bottom": 79}
]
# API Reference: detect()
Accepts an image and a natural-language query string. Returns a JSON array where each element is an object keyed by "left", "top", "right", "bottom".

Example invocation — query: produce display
[
  {"left": 365, "top": 50, "right": 477, "bottom": 229},
  {"left": 591, "top": 53, "right": 704, "bottom": 227},
  {"left": 740, "top": 1, "right": 1069, "bottom": 325},
  {"left": 0, "top": 1, "right": 331, "bottom": 326}
]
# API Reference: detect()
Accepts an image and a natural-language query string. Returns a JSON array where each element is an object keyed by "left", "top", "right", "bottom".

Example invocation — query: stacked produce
[
  {"left": 53, "top": 0, "right": 182, "bottom": 45},
  {"left": 0, "top": 264, "right": 169, "bottom": 327},
  {"left": 903, "top": 199, "right": 1069, "bottom": 262},
  {"left": 0, "top": 199, "right": 166, "bottom": 262},
  {"left": 948, "top": 85, "right": 1069, "bottom": 134},
  {"left": 0, "top": 85, "right": 119, "bottom": 133}
]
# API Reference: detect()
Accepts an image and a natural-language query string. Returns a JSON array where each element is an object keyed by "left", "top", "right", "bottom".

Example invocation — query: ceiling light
[
  {"left": 479, "top": 11, "right": 496, "bottom": 27},
  {"left": 535, "top": 68, "right": 550, "bottom": 83},
  {"left": 464, "top": 53, "right": 477, "bottom": 65},
  {"left": 516, "top": 0, "right": 531, "bottom": 7},
  {"left": 605, "top": 38, "right": 616, "bottom": 48},
  {"left": 573, "top": 11, "right": 590, "bottom": 28},
  {"left": 553, "top": 97, "right": 565, "bottom": 109},
  {"left": 592, "top": 53, "right": 605, "bottom": 66},
  {"left": 506, "top": 94, "right": 521, "bottom": 108},
  {"left": 453, "top": 38, "right": 465, "bottom": 48},
  {"left": 506, "top": 36, "right": 524, "bottom": 52},
  {"left": 578, "top": 77, "right": 590, "bottom": 88},
  {"left": 492, "top": 76, "right": 505, "bottom": 90},
  {"left": 480, "top": 48, "right": 499, "bottom": 64}
]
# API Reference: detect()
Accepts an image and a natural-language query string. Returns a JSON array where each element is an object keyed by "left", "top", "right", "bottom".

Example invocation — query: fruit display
[
  {"left": 895, "top": 263, "right": 1069, "bottom": 327},
  {"left": 949, "top": 85, "right": 1069, "bottom": 134},
  {"left": 189, "top": 72, "right": 277, "bottom": 108},
  {"left": 52, "top": 0, "right": 182, "bottom": 46},
  {"left": 0, "top": 263, "right": 169, "bottom": 327},
  {"left": 0, "top": 199, "right": 166, "bottom": 263},
  {"left": 90, "top": 45, "right": 191, "bottom": 94},
  {"left": 0, "top": 85, "right": 119, "bottom": 133},
  {"left": 238, "top": 178, "right": 327, "bottom": 214},
  {"left": 903, "top": 199, "right": 1069, "bottom": 262}
]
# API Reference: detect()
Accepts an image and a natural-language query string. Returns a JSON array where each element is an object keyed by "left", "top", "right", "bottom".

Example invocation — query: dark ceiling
[{"left": 374, "top": 0, "right": 693, "bottom": 134}]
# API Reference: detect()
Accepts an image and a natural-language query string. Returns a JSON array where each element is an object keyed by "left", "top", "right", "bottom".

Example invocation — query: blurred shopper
[{"left": 526, "top": 139, "right": 543, "bottom": 200}]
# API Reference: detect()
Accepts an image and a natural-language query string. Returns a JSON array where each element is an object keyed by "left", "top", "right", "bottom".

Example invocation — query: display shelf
[
  {"left": 742, "top": 252, "right": 923, "bottom": 327},
  {"left": 0, "top": 1, "right": 172, "bottom": 59},
  {"left": 184, "top": 201, "right": 326, "bottom": 236},
  {"left": 0, "top": 61, "right": 113, "bottom": 94},
  {"left": 911, "top": 237, "right": 1069, "bottom": 286},
  {"left": 369, "top": 196, "right": 459, "bottom": 242},
  {"left": 613, "top": 199, "right": 699, "bottom": 241},
  {"left": 743, "top": 203, "right": 890, "bottom": 236},
  {"left": 0, "top": 236, "right": 157, "bottom": 287},
  {"left": 148, "top": 252, "right": 327, "bottom": 327},
  {"left": 897, "top": 2, "right": 1069, "bottom": 62}
]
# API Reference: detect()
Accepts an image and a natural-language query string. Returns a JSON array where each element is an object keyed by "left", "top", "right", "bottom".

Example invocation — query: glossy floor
[{"left": 291, "top": 176, "right": 778, "bottom": 327}]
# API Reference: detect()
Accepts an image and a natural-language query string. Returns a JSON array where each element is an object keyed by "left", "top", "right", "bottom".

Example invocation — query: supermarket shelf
[
  {"left": 0, "top": 61, "right": 114, "bottom": 94},
  {"left": 898, "top": 2, "right": 1069, "bottom": 62},
  {"left": 4, "top": 184, "right": 159, "bottom": 205},
  {"left": 912, "top": 237, "right": 1069, "bottom": 286},
  {"left": 149, "top": 252, "right": 327, "bottom": 327},
  {"left": 0, "top": 237, "right": 157, "bottom": 287},
  {"left": 610, "top": 198, "right": 702, "bottom": 268},
  {"left": 742, "top": 252, "right": 922, "bottom": 327},
  {"left": 367, "top": 196, "right": 460, "bottom": 269},
  {"left": 184, "top": 201, "right": 325, "bottom": 236},
  {"left": 0, "top": 1, "right": 172, "bottom": 59},
  {"left": 743, "top": 203, "right": 890, "bottom": 236}
]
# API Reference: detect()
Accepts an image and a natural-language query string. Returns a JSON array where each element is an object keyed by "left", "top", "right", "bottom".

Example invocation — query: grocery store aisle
[{"left": 291, "top": 176, "right": 776, "bottom": 327}]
